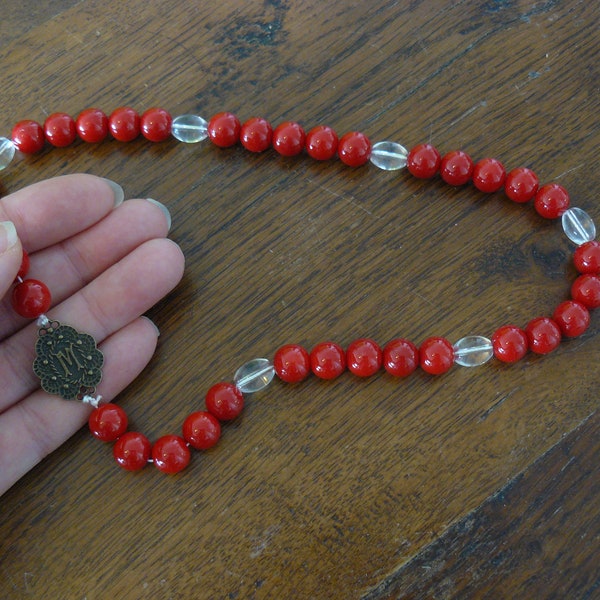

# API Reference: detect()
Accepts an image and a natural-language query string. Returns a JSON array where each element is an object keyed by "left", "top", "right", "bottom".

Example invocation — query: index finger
[{"left": 0, "top": 174, "right": 123, "bottom": 251}]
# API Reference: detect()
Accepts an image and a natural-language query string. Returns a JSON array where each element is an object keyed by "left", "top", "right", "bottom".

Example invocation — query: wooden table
[{"left": 1, "top": 1, "right": 598, "bottom": 598}]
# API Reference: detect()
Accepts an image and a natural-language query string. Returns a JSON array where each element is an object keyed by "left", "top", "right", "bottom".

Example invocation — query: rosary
[{"left": 3, "top": 106, "right": 599, "bottom": 474}]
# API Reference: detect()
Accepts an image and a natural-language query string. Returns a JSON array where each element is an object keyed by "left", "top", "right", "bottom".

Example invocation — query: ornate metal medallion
[{"left": 33, "top": 321, "right": 104, "bottom": 400}]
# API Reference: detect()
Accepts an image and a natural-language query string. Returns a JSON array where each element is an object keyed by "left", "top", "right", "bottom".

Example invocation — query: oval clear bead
[
  {"left": 369, "top": 141, "right": 408, "bottom": 171},
  {"left": 171, "top": 114, "right": 208, "bottom": 143},
  {"left": 562, "top": 207, "right": 596, "bottom": 245},
  {"left": 0, "top": 137, "right": 16, "bottom": 170},
  {"left": 453, "top": 336, "right": 493, "bottom": 367},
  {"left": 234, "top": 358, "right": 275, "bottom": 393}
]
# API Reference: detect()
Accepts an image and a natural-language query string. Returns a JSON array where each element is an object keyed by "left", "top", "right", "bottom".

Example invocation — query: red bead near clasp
[
  {"left": 89, "top": 403, "right": 128, "bottom": 442},
  {"left": 346, "top": 338, "right": 382, "bottom": 377},
  {"left": 310, "top": 341, "right": 346, "bottom": 379},
  {"left": 140, "top": 107, "right": 172, "bottom": 142},
  {"left": 525, "top": 317, "right": 561, "bottom": 354},
  {"left": 492, "top": 325, "right": 528, "bottom": 363},
  {"left": 183, "top": 411, "right": 221, "bottom": 450},
  {"left": 419, "top": 337, "right": 454, "bottom": 375},
  {"left": 208, "top": 112, "right": 241, "bottom": 148},
  {"left": 553, "top": 300, "right": 590, "bottom": 338},
  {"left": 274, "top": 344, "right": 311, "bottom": 383},
  {"left": 338, "top": 132, "right": 371, "bottom": 167},
  {"left": 440, "top": 150, "right": 474, "bottom": 186},
  {"left": 11, "top": 120, "right": 45, "bottom": 154},
  {"left": 12, "top": 279, "right": 52, "bottom": 319},
  {"left": 407, "top": 144, "right": 441, "bottom": 179},
  {"left": 534, "top": 183, "right": 570, "bottom": 219},
  {"left": 113, "top": 431, "right": 151, "bottom": 471},
  {"left": 152, "top": 435, "right": 191, "bottom": 474},
  {"left": 205, "top": 382, "right": 244, "bottom": 421},
  {"left": 240, "top": 117, "right": 273, "bottom": 152},
  {"left": 573, "top": 241, "right": 600, "bottom": 274},
  {"left": 571, "top": 274, "right": 600, "bottom": 309}
]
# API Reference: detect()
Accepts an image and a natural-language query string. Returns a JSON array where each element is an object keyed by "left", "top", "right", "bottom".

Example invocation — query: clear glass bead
[
  {"left": 369, "top": 141, "right": 408, "bottom": 171},
  {"left": 562, "top": 207, "right": 596, "bottom": 245},
  {"left": 171, "top": 114, "right": 208, "bottom": 143},
  {"left": 234, "top": 358, "right": 275, "bottom": 393},
  {"left": 0, "top": 137, "right": 16, "bottom": 170},
  {"left": 453, "top": 335, "right": 493, "bottom": 367}
]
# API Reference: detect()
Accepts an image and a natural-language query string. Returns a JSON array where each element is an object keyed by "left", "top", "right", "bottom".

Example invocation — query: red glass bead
[
  {"left": 207, "top": 112, "right": 241, "bottom": 148},
  {"left": 43, "top": 113, "right": 76, "bottom": 147},
  {"left": 109, "top": 107, "right": 140, "bottom": 142},
  {"left": 76, "top": 108, "right": 109, "bottom": 143},
  {"left": 553, "top": 300, "right": 590, "bottom": 338},
  {"left": 240, "top": 117, "right": 273, "bottom": 153},
  {"left": 12, "top": 279, "right": 51, "bottom": 318},
  {"left": 440, "top": 150, "right": 474, "bottom": 186},
  {"left": 504, "top": 167, "right": 539, "bottom": 203},
  {"left": 573, "top": 241, "right": 600, "bottom": 274},
  {"left": 534, "top": 183, "right": 570, "bottom": 219},
  {"left": 571, "top": 274, "right": 600, "bottom": 309},
  {"left": 152, "top": 435, "right": 191, "bottom": 474},
  {"left": 472, "top": 157, "right": 506, "bottom": 193},
  {"left": 419, "top": 337, "right": 454, "bottom": 375},
  {"left": 17, "top": 249, "right": 30, "bottom": 280},
  {"left": 407, "top": 144, "right": 441, "bottom": 179},
  {"left": 383, "top": 338, "right": 419, "bottom": 377},
  {"left": 273, "top": 344, "right": 311, "bottom": 383},
  {"left": 89, "top": 403, "right": 128, "bottom": 442},
  {"left": 182, "top": 411, "right": 221, "bottom": 450},
  {"left": 346, "top": 338, "right": 382, "bottom": 377},
  {"left": 525, "top": 317, "right": 561, "bottom": 354},
  {"left": 491, "top": 325, "right": 528, "bottom": 363},
  {"left": 11, "top": 120, "right": 45, "bottom": 154},
  {"left": 113, "top": 431, "right": 151, "bottom": 471},
  {"left": 140, "top": 107, "right": 172, "bottom": 142},
  {"left": 310, "top": 341, "right": 346, "bottom": 379},
  {"left": 305, "top": 125, "right": 338, "bottom": 160},
  {"left": 272, "top": 121, "right": 306, "bottom": 157},
  {"left": 338, "top": 131, "right": 371, "bottom": 167},
  {"left": 205, "top": 382, "right": 244, "bottom": 421}
]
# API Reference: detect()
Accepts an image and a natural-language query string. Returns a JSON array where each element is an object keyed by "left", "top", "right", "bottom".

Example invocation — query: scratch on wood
[
  {"left": 305, "top": 178, "right": 378, "bottom": 217},
  {"left": 479, "top": 386, "right": 521, "bottom": 421}
]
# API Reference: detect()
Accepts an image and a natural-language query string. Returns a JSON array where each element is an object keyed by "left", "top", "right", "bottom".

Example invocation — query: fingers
[
  {"left": 0, "top": 221, "right": 22, "bottom": 300},
  {"left": 0, "top": 198, "right": 172, "bottom": 338},
  {"left": 0, "top": 316, "right": 161, "bottom": 496},
  {"left": 0, "top": 174, "right": 123, "bottom": 252},
  {"left": 0, "top": 237, "right": 184, "bottom": 412}
]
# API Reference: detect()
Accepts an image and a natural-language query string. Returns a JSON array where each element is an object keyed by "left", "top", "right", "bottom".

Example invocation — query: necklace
[{"left": 4, "top": 107, "right": 600, "bottom": 475}]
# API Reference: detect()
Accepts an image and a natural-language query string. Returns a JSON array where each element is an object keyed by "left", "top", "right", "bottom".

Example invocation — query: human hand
[{"left": 0, "top": 174, "right": 184, "bottom": 495}]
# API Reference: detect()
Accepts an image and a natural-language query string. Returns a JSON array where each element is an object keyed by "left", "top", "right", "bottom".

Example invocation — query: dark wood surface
[{"left": 0, "top": 1, "right": 598, "bottom": 598}]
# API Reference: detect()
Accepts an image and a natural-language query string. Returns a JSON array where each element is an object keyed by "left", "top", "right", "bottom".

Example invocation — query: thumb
[{"left": 0, "top": 221, "right": 23, "bottom": 300}]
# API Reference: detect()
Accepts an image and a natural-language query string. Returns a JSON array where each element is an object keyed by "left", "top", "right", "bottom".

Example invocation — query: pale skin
[{"left": 0, "top": 174, "right": 185, "bottom": 495}]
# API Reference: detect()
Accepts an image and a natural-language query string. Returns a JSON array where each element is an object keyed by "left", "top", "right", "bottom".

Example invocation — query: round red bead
[
  {"left": 440, "top": 150, "right": 474, "bottom": 186},
  {"left": 76, "top": 108, "right": 109, "bottom": 143},
  {"left": 152, "top": 435, "right": 191, "bottom": 474},
  {"left": 310, "top": 341, "right": 346, "bottom": 380},
  {"left": 525, "top": 317, "right": 562, "bottom": 354},
  {"left": 44, "top": 113, "right": 76, "bottom": 147},
  {"left": 407, "top": 144, "right": 441, "bottom": 179},
  {"left": 383, "top": 338, "right": 419, "bottom": 377},
  {"left": 573, "top": 240, "right": 600, "bottom": 274},
  {"left": 140, "top": 107, "right": 172, "bottom": 142},
  {"left": 305, "top": 125, "right": 338, "bottom": 160},
  {"left": 17, "top": 249, "right": 30, "bottom": 281},
  {"left": 491, "top": 325, "right": 528, "bottom": 363},
  {"left": 571, "top": 274, "right": 600, "bottom": 309},
  {"left": 419, "top": 337, "right": 454, "bottom": 375},
  {"left": 504, "top": 167, "right": 539, "bottom": 203},
  {"left": 12, "top": 279, "right": 51, "bottom": 318},
  {"left": 240, "top": 117, "right": 273, "bottom": 152},
  {"left": 109, "top": 107, "right": 140, "bottom": 142},
  {"left": 273, "top": 344, "right": 311, "bottom": 383},
  {"left": 472, "top": 157, "right": 506, "bottom": 193},
  {"left": 534, "top": 183, "right": 570, "bottom": 219},
  {"left": 182, "top": 411, "right": 221, "bottom": 450},
  {"left": 272, "top": 121, "right": 306, "bottom": 156},
  {"left": 553, "top": 300, "right": 590, "bottom": 338},
  {"left": 346, "top": 338, "right": 382, "bottom": 377},
  {"left": 338, "top": 131, "right": 371, "bottom": 167},
  {"left": 113, "top": 431, "right": 151, "bottom": 471},
  {"left": 11, "top": 120, "right": 45, "bottom": 153},
  {"left": 89, "top": 403, "right": 128, "bottom": 442},
  {"left": 207, "top": 112, "right": 241, "bottom": 148},
  {"left": 205, "top": 382, "right": 244, "bottom": 421}
]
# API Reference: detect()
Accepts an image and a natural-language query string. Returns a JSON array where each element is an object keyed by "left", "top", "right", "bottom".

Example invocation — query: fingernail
[
  {"left": 146, "top": 198, "right": 172, "bottom": 231},
  {"left": 0, "top": 221, "right": 18, "bottom": 253},
  {"left": 101, "top": 178, "right": 125, "bottom": 207},
  {"left": 141, "top": 316, "right": 160, "bottom": 337}
]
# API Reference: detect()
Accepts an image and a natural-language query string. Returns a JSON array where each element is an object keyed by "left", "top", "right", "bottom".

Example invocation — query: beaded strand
[{"left": 2, "top": 106, "right": 599, "bottom": 474}]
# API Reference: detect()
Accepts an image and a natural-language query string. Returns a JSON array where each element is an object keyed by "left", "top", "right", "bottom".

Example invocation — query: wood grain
[{"left": 0, "top": 1, "right": 598, "bottom": 598}]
